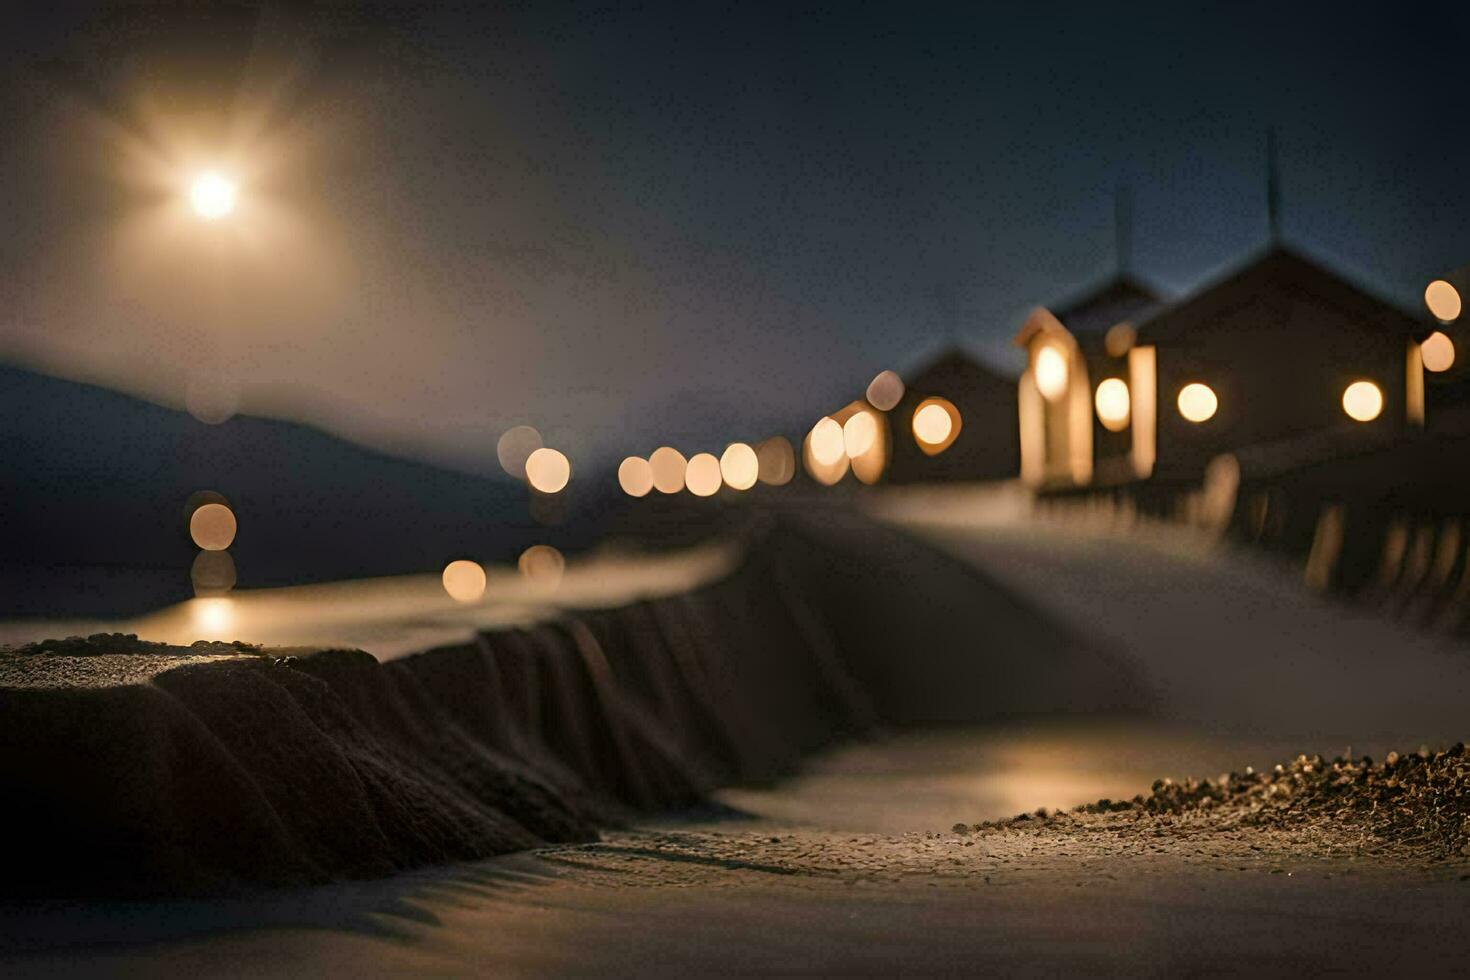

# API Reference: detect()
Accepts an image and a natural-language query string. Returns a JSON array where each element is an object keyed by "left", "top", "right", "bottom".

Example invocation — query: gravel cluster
[
  {"left": 3, "top": 632, "right": 262, "bottom": 658},
  {"left": 961, "top": 744, "right": 1470, "bottom": 861}
]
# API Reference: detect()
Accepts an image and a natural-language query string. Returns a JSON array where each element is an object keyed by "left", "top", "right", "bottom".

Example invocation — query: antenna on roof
[
  {"left": 1114, "top": 185, "right": 1133, "bottom": 278},
  {"left": 1266, "top": 127, "right": 1281, "bottom": 243}
]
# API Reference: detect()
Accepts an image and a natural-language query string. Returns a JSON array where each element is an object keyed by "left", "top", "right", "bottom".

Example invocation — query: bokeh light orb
[
  {"left": 843, "top": 411, "right": 878, "bottom": 458},
  {"left": 190, "top": 550, "right": 236, "bottom": 597},
  {"left": 756, "top": 437, "right": 796, "bottom": 486},
  {"left": 1342, "top": 380, "right": 1383, "bottom": 422},
  {"left": 912, "top": 403, "right": 953, "bottom": 445},
  {"left": 1426, "top": 280, "right": 1462, "bottom": 323},
  {"left": 1177, "top": 383, "right": 1218, "bottom": 423},
  {"left": 809, "top": 417, "right": 845, "bottom": 466},
  {"left": 1094, "top": 378, "right": 1131, "bottom": 431},
  {"left": 650, "top": 446, "right": 687, "bottom": 493},
  {"left": 685, "top": 452, "right": 722, "bottom": 497},
  {"left": 190, "top": 171, "right": 237, "bottom": 220},
  {"left": 1103, "top": 323, "right": 1137, "bottom": 359},
  {"left": 442, "top": 559, "right": 487, "bottom": 603},
  {"left": 1034, "top": 345, "right": 1068, "bottom": 401},
  {"left": 497, "top": 425, "right": 543, "bottom": 480},
  {"left": 518, "top": 545, "right": 566, "bottom": 588},
  {"left": 185, "top": 374, "right": 239, "bottom": 425},
  {"left": 189, "top": 502, "right": 237, "bottom": 551},
  {"left": 719, "top": 443, "right": 759, "bottom": 490},
  {"left": 524, "top": 447, "right": 571, "bottom": 493},
  {"left": 865, "top": 370, "right": 905, "bottom": 412},
  {"left": 618, "top": 456, "right": 655, "bottom": 497},
  {"left": 1422, "top": 331, "right": 1455, "bottom": 373}
]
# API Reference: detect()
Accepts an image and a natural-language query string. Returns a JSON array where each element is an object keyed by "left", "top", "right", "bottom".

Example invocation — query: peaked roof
[
  {"left": 1050, "top": 275, "right": 1162, "bottom": 336},
  {"left": 907, "top": 346, "right": 1015, "bottom": 390},
  {"left": 1133, "top": 246, "right": 1422, "bottom": 345}
]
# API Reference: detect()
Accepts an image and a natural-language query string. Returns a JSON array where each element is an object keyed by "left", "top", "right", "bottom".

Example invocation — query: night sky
[{"left": 3, "top": 2, "right": 1468, "bottom": 476}]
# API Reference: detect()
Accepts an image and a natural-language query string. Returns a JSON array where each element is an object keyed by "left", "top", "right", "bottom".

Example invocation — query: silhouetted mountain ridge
[{"left": 1, "top": 362, "right": 606, "bottom": 617}]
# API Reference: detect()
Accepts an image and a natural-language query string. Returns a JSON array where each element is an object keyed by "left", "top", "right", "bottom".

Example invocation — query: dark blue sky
[{"left": 3, "top": 2, "right": 1468, "bottom": 475}]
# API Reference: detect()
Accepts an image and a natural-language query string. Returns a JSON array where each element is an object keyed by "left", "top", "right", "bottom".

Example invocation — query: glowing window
[
  {"left": 1094, "top": 378, "right": 1130, "bottom": 431},
  {"left": 1035, "top": 345, "right": 1068, "bottom": 401},
  {"left": 1342, "top": 380, "right": 1383, "bottom": 422},
  {"left": 1177, "top": 383, "right": 1218, "bottom": 423}
]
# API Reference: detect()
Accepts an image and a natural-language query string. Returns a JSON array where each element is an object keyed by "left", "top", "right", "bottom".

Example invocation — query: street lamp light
[{"left": 189, "top": 171, "right": 238, "bottom": 220}]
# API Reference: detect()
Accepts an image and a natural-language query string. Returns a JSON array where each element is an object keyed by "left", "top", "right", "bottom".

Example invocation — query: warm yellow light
[
  {"left": 809, "top": 417, "right": 845, "bottom": 466},
  {"left": 685, "top": 452, "right": 722, "bottom": 497},
  {"left": 1094, "top": 378, "right": 1130, "bottom": 431},
  {"left": 912, "top": 403, "right": 953, "bottom": 445},
  {"left": 192, "top": 597, "right": 235, "bottom": 637},
  {"left": 1177, "top": 383, "right": 1218, "bottom": 423},
  {"left": 617, "top": 456, "right": 654, "bottom": 497},
  {"left": 189, "top": 171, "right": 237, "bottom": 220},
  {"left": 719, "top": 443, "right": 759, "bottom": 490},
  {"left": 189, "top": 502, "right": 237, "bottom": 551},
  {"left": 524, "top": 447, "right": 571, "bottom": 493},
  {"left": 842, "top": 411, "right": 878, "bottom": 458},
  {"left": 1035, "top": 345, "right": 1068, "bottom": 401},
  {"left": 497, "top": 425, "right": 543, "bottom": 480},
  {"left": 866, "top": 370, "right": 905, "bottom": 411},
  {"left": 1342, "top": 380, "right": 1383, "bottom": 422},
  {"left": 518, "top": 545, "right": 565, "bottom": 588},
  {"left": 649, "top": 447, "right": 687, "bottom": 494},
  {"left": 1422, "top": 331, "right": 1455, "bottom": 373},
  {"left": 756, "top": 437, "right": 796, "bottom": 485},
  {"left": 442, "top": 559, "right": 487, "bottom": 603},
  {"left": 1426, "top": 280, "right": 1462, "bottom": 322}
]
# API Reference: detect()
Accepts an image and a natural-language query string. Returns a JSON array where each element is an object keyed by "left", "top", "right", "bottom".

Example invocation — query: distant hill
[{"left": 0, "top": 363, "right": 610, "bottom": 617}]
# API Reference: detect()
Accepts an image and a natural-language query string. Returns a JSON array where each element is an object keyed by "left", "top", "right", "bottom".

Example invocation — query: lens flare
[
  {"left": 442, "top": 559, "right": 487, "bottom": 603},
  {"left": 1094, "top": 378, "right": 1131, "bottom": 431},
  {"left": 1342, "top": 380, "right": 1383, "bottom": 422},
  {"left": 650, "top": 447, "right": 687, "bottom": 494},
  {"left": 719, "top": 443, "right": 759, "bottom": 490},
  {"left": 1177, "top": 383, "right": 1218, "bottom": 423},
  {"left": 189, "top": 172, "right": 238, "bottom": 220},
  {"left": 618, "top": 456, "right": 655, "bottom": 497},
  {"left": 685, "top": 452, "right": 722, "bottom": 497},
  {"left": 524, "top": 447, "right": 571, "bottom": 493},
  {"left": 1422, "top": 331, "right": 1455, "bottom": 373},
  {"left": 189, "top": 502, "right": 237, "bottom": 551}
]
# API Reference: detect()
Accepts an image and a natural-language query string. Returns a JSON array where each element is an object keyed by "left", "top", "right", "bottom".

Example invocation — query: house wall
[{"left": 1152, "top": 288, "right": 1411, "bottom": 477}]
